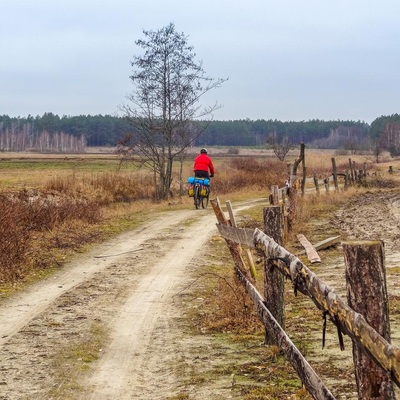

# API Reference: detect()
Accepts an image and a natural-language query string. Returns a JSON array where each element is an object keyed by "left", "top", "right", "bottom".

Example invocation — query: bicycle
[{"left": 188, "top": 177, "right": 210, "bottom": 209}]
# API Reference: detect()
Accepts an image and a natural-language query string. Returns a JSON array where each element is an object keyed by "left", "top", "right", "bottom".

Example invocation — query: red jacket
[{"left": 194, "top": 154, "right": 215, "bottom": 175}]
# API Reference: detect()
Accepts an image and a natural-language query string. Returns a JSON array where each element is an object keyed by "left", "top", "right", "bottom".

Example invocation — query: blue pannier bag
[{"left": 187, "top": 177, "right": 210, "bottom": 186}]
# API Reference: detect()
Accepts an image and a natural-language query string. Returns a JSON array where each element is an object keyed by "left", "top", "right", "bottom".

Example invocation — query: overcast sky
[{"left": 1, "top": 0, "right": 399, "bottom": 123}]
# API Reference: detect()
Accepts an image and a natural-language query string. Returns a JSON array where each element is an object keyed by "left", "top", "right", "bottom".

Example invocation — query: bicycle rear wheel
[
  {"left": 194, "top": 185, "right": 201, "bottom": 209},
  {"left": 201, "top": 193, "right": 209, "bottom": 208}
]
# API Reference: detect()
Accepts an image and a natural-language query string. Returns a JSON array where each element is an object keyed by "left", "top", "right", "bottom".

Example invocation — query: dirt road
[
  {"left": 2, "top": 189, "right": 400, "bottom": 399},
  {"left": 0, "top": 200, "right": 260, "bottom": 400}
]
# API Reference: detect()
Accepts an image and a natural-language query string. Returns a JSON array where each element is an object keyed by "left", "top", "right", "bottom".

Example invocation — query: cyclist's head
[{"left": 200, "top": 148, "right": 208, "bottom": 154}]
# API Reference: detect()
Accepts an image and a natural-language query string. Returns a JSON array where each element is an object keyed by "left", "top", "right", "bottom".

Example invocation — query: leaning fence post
[
  {"left": 342, "top": 241, "right": 395, "bottom": 399},
  {"left": 226, "top": 200, "right": 257, "bottom": 280},
  {"left": 211, "top": 198, "right": 253, "bottom": 282},
  {"left": 263, "top": 205, "right": 285, "bottom": 345}
]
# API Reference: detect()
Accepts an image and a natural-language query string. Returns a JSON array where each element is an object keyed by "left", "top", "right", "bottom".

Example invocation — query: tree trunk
[
  {"left": 263, "top": 205, "right": 285, "bottom": 344},
  {"left": 342, "top": 241, "right": 395, "bottom": 400}
]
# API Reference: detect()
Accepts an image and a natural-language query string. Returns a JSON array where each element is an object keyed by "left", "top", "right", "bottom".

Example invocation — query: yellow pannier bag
[{"left": 200, "top": 185, "right": 208, "bottom": 197}]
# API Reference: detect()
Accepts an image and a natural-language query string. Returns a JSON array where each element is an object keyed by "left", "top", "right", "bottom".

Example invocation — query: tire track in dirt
[
  {"left": 0, "top": 199, "right": 263, "bottom": 399},
  {"left": 0, "top": 211, "right": 189, "bottom": 348},
  {"left": 84, "top": 212, "right": 215, "bottom": 399}
]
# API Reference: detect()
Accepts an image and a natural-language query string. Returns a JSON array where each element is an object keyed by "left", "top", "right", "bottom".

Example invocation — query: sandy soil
[
  {"left": 0, "top": 199, "right": 261, "bottom": 400},
  {"left": 1, "top": 189, "right": 400, "bottom": 399}
]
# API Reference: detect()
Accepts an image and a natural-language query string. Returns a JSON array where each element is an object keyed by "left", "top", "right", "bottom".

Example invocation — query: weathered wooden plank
[
  {"left": 297, "top": 234, "right": 321, "bottom": 263},
  {"left": 296, "top": 236, "right": 340, "bottom": 256},
  {"left": 313, "top": 236, "right": 340, "bottom": 251},
  {"left": 235, "top": 267, "right": 336, "bottom": 400},
  {"left": 225, "top": 200, "right": 236, "bottom": 227},
  {"left": 216, "top": 224, "right": 255, "bottom": 247}
]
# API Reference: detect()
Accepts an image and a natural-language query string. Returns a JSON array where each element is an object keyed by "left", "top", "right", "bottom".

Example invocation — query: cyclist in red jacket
[{"left": 194, "top": 148, "right": 215, "bottom": 179}]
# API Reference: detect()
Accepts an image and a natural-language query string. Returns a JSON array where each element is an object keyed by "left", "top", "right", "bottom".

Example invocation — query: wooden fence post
[
  {"left": 301, "top": 159, "right": 306, "bottom": 197},
  {"left": 358, "top": 169, "right": 364, "bottom": 183},
  {"left": 271, "top": 185, "right": 279, "bottom": 205},
  {"left": 263, "top": 205, "right": 285, "bottom": 344},
  {"left": 331, "top": 158, "right": 339, "bottom": 191},
  {"left": 324, "top": 177, "right": 330, "bottom": 192},
  {"left": 288, "top": 142, "right": 305, "bottom": 232},
  {"left": 313, "top": 173, "right": 320, "bottom": 195},
  {"left": 342, "top": 241, "right": 395, "bottom": 399},
  {"left": 349, "top": 158, "right": 354, "bottom": 184}
]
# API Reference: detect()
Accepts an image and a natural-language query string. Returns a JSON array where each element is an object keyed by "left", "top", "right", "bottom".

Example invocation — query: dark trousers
[{"left": 194, "top": 170, "right": 210, "bottom": 179}]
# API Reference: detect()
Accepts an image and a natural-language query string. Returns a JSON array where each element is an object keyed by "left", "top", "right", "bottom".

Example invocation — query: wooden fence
[{"left": 210, "top": 157, "right": 398, "bottom": 399}]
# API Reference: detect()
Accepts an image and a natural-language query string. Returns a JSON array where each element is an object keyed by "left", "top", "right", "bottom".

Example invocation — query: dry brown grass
[
  {"left": 0, "top": 148, "right": 390, "bottom": 289},
  {"left": 46, "top": 171, "right": 155, "bottom": 204},
  {"left": 0, "top": 190, "right": 101, "bottom": 283},
  {"left": 214, "top": 157, "right": 288, "bottom": 194}
]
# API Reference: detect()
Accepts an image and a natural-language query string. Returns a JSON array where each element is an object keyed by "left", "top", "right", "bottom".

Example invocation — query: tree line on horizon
[{"left": 0, "top": 112, "right": 399, "bottom": 154}]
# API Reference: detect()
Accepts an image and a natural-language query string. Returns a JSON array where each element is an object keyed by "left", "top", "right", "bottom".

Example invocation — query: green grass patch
[{"left": 49, "top": 321, "right": 109, "bottom": 398}]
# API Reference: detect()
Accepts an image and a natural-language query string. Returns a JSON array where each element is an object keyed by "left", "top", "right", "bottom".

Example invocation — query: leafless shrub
[
  {"left": 0, "top": 190, "right": 101, "bottom": 282},
  {"left": 0, "top": 195, "right": 32, "bottom": 281},
  {"left": 214, "top": 157, "right": 287, "bottom": 194}
]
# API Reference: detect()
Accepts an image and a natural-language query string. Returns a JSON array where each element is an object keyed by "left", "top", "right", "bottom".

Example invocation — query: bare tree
[
  {"left": 119, "top": 23, "right": 227, "bottom": 200},
  {"left": 266, "top": 133, "right": 294, "bottom": 161}
]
